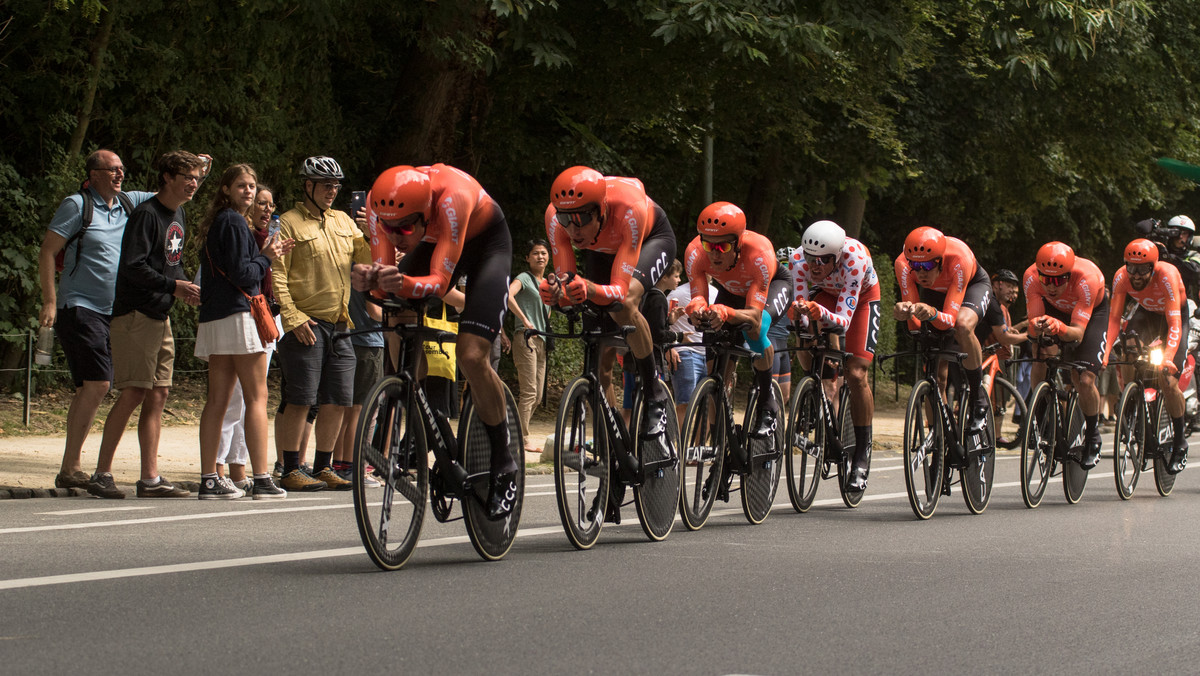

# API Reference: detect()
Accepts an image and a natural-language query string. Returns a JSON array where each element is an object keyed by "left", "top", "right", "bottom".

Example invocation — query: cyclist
[
  {"left": 788, "top": 220, "right": 880, "bottom": 491},
  {"left": 540, "top": 166, "right": 676, "bottom": 435},
  {"left": 1022, "top": 242, "right": 1109, "bottom": 469},
  {"left": 350, "top": 164, "right": 517, "bottom": 520},
  {"left": 893, "top": 226, "right": 992, "bottom": 434},
  {"left": 683, "top": 201, "right": 792, "bottom": 438},
  {"left": 1103, "top": 239, "right": 1190, "bottom": 474}
]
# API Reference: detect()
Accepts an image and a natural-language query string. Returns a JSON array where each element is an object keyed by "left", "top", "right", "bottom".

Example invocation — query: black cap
[{"left": 992, "top": 268, "right": 1020, "bottom": 284}]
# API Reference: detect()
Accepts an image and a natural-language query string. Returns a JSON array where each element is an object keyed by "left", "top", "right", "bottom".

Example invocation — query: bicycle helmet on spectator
[
  {"left": 300, "top": 156, "right": 343, "bottom": 180},
  {"left": 1124, "top": 238, "right": 1159, "bottom": 265},
  {"left": 801, "top": 220, "right": 846, "bottom": 257},
  {"left": 1035, "top": 242, "right": 1075, "bottom": 276},
  {"left": 991, "top": 268, "right": 1020, "bottom": 285},
  {"left": 370, "top": 166, "right": 432, "bottom": 223},
  {"left": 551, "top": 166, "right": 606, "bottom": 212},
  {"left": 776, "top": 246, "right": 796, "bottom": 268},
  {"left": 903, "top": 227, "right": 946, "bottom": 262},
  {"left": 696, "top": 201, "right": 746, "bottom": 240}
]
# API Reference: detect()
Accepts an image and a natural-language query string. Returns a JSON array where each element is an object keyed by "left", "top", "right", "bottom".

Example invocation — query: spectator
[
  {"left": 272, "top": 156, "right": 371, "bottom": 492},
  {"left": 332, "top": 287, "right": 384, "bottom": 488},
  {"left": 194, "top": 164, "right": 293, "bottom": 499},
  {"left": 88, "top": 150, "right": 207, "bottom": 499},
  {"left": 37, "top": 149, "right": 154, "bottom": 490},
  {"left": 507, "top": 239, "right": 551, "bottom": 453},
  {"left": 667, "top": 275, "right": 715, "bottom": 422}
]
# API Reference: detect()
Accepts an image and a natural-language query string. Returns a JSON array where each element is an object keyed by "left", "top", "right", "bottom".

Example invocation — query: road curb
[{"left": 0, "top": 486, "right": 86, "bottom": 499}]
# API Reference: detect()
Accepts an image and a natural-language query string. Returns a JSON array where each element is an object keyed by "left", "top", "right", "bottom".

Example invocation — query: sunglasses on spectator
[
  {"left": 908, "top": 258, "right": 940, "bottom": 272},
  {"left": 92, "top": 165, "right": 125, "bottom": 176},
  {"left": 805, "top": 252, "right": 837, "bottom": 266},
  {"left": 555, "top": 208, "right": 598, "bottom": 229},
  {"left": 700, "top": 239, "right": 736, "bottom": 254},
  {"left": 1038, "top": 272, "right": 1070, "bottom": 287},
  {"left": 381, "top": 212, "right": 425, "bottom": 235},
  {"left": 1126, "top": 262, "right": 1154, "bottom": 277}
]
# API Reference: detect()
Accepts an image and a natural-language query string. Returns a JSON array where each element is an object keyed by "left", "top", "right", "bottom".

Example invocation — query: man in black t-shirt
[{"left": 86, "top": 151, "right": 206, "bottom": 500}]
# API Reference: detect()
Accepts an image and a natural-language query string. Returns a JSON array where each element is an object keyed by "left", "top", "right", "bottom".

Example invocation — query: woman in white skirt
[{"left": 194, "top": 164, "right": 293, "bottom": 499}]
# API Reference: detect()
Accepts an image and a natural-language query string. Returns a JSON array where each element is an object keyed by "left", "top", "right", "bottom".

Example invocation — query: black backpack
[{"left": 54, "top": 188, "right": 135, "bottom": 275}]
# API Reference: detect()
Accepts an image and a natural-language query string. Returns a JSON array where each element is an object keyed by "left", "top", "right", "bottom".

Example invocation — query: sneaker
[
  {"left": 198, "top": 476, "right": 242, "bottom": 500},
  {"left": 312, "top": 467, "right": 352, "bottom": 491},
  {"left": 86, "top": 472, "right": 124, "bottom": 499},
  {"left": 55, "top": 470, "right": 91, "bottom": 489},
  {"left": 136, "top": 476, "right": 191, "bottom": 498},
  {"left": 251, "top": 476, "right": 287, "bottom": 500},
  {"left": 271, "top": 462, "right": 283, "bottom": 480},
  {"left": 280, "top": 469, "right": 327, "bottom": 492},
  {"left": 233, "top": 478, "right": 254, "bottom": 495},
  {"left": 361, "top": 472, "right": 381, "bottom": 488},
  {"left": 221, "top": 476, "right": 245, "bottom": 498}
]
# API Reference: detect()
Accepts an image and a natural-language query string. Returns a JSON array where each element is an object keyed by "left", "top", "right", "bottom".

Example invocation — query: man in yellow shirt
[{"left": 272, "top": 156, "right": 371, "bottom": 491}]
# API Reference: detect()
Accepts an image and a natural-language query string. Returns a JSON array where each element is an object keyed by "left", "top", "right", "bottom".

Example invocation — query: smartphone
[
  {"left": 349, "top": 190, "right": 367, "bottom": 217},
  {"left": 267, "top": 216, "right": 281, "bottom": 239}
]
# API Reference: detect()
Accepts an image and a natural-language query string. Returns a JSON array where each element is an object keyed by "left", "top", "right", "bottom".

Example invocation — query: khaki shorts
[{"left": 111, "top": 311, "right": 175, "bottom": 390}]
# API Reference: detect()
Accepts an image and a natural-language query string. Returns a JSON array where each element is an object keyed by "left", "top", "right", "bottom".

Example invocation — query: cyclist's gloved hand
[
  {"left": 1041, "top": 316, "right": 1067, "bottom": 337},
  {"left": 792, "top": 299, "right": 822, "bottom": 324},
  {"left": 1164, "top": 359, "right": 1180, "bottom": 376},
  {"left": 538, "top": 276, "right": 559, "bottom": 305},
  {"left": 709, "top": 303, "right": 735, "bottom": 325},
  {"left": 563, "top": 274, "right": 589, "bottom": 304},
  {"left": 684, "top": 297, "right": 709, "bottom": 320}
]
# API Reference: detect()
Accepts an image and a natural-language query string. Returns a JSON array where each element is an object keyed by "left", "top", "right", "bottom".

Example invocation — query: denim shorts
[{"left": 671, "top": 349, "right": 707, "bottom": 404}]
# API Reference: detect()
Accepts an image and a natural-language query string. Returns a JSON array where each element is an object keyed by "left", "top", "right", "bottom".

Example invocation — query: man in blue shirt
[{"left": 37, "top": 149, "right": 154, "bottom": 491}]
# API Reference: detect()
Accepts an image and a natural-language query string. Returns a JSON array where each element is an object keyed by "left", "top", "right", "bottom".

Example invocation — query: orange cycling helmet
[
  {"left": 551, "top": 166, "right": 606, "bottom": 211},
  {"left": 1036, "top": 242, "right": 1075, "bottom": 276},
  {"left": 370, "top": 166, "right": 431, "bottom": 221},
  {"left": 1124, "top": 238, "right": 1159, "bottom": 265},
  {"left": 904, "top": 227, "right": 946, "bottom": 262},
  {"left": 696, "top": 201, "right": 746, "bottom": 239}
]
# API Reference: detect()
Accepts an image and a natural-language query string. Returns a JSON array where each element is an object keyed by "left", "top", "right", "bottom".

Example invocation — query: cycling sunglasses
[
  {"left": 1126, "top": 262, "right": 1154, "bottom": 277},
  {"left": 908, "top": 258, "right": 941, "bottom": 272},
  {"left": 805, "top": 252, "right": 837, "bottom": 267},
  {"left": 555, "top": 208, "right": 598, "bottom": 229},
  {"left": 1038, "top": 272, "right": 1070, "bottom": 287},
  {"left": 700, "top": 239, "right": 736, "bottom": 254},
  {"left": 380, "top": 212, "right": 425, "bottom": 235}
]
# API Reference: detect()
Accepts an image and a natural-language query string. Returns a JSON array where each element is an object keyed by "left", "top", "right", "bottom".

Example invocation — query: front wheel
[
  {"left": 632, "top": 381, "right": 682, "bottom": 541},
  {"left": 678, "top": 377, "right": 725, "bottom": 530},
  {"left": 740, "top": 381, "right": 784, "bottom": 525},
  {"left": 1152, "top": 400, "right": 1177, "bottom": 497},
  {"left": 553, "top": 377, "right": 609, "bottom": 550},
  {"left": 903, "top": 379, "right": 945, "bottom": 520},
  {"left": 459, "top": 384, "right": 524, "bottom": 561},
  {"left": 1061, "top": 395, "right": 1088, "bottom": 504},
  {"left": 785, "top": 377, "right": 824, "bottom": 513},
  {"left": 1020, "top": 381, "right": 1056, "bottom": 509},
  {"left": 1112, "top": 382, "right": 1144, "bottom": 500},
  {"left": 353, "top": 376, "right": 428, "bottom": 571}
]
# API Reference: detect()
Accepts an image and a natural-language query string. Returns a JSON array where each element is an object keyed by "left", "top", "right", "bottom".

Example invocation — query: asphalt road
[{"left": 2, "top": 444, "right": 1198, "bottom": 675}]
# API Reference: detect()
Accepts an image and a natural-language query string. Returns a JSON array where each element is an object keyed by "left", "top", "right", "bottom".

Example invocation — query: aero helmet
[
  {"left": 801, "top": 220, "right": 846, "bottom": 257},
  {"left": 370, "top": 166, "right": 431, "bottom": 222},
  {"left": 1124, "top": 239, "right": 1159, "bottom": 265},
  {"left": 1035, "top": 242, "right": 1075, "bottom": 276},
  {"left": 550, "top": 166, "right": 606, "bottom": 211},
  {"left": 300, "top": 156, "right": 343, "bottom": 180},
  {"left": 904, "top": 227, "right": 946, "bottom": 262},
  {"left": 1168, "top": 215, "right": 1195, "bottom": 234},
  {"left": 696, "top": 202, "right": 746, "bottom": 239}
]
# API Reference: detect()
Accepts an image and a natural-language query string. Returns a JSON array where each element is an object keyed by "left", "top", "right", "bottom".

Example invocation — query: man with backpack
[{"left": 37, "top": 149, "right": 156, "bottom": 491}]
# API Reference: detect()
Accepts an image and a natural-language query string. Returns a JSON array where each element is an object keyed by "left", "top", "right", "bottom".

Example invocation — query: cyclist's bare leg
[
  {"left": 1072, "top": 367, "right": 1105, "bottom": 468},
  {"left": 954, "top": 307, "right": 988, "bottom": 430},
  {"left": 613, "top": 278, "right": 673, "bottom": 435},
  {"left": 459, "top": 332, "right": 518, "bottom": 518},
  {"left": 1161, "top": 370, "right": 1189, "bottom": 471},
  {"left": 846, "top": 355, "right": 874, "bottom": 489}
]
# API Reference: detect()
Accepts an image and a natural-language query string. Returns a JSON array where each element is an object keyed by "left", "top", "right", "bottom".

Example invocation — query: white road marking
[{"left": 38, "top": 506, "right": 155, "bottom": 516}]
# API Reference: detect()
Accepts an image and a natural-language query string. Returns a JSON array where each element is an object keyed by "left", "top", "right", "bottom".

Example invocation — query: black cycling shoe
[
  {"left": 1168, "top": 437, "right": 1188, "bottom": 475},
  {"left": 642, "top": 383, "right": 671, "bottom": 438},
  {"left": 845, "top": 449, "right": 871, "bottom": 493},
  {"left": 968, "top": 400, "right": 989, "bottom": 435},
  {"left": 1081, "top": 427, "right": 1103, "bottom": 470},
  {"left": 750, "top": 404, "right": 780, "bottom": 439},
  {"left": 485, "top": 470, "right": 519, "bottom": 521}
]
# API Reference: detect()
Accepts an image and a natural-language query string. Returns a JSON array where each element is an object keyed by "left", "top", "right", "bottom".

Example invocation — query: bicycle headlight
[{"left": 1150, "top": 348, "right": 1164, "bottom": 366}]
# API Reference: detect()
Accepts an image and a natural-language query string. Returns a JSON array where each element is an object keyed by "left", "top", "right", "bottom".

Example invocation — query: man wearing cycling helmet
[
  {"left": 683, "top": 202, "right": 792, "bottom": 438},
  {"left": 1023, "top": 242, "right": 1109, "bottom": 469},
  {"left": 541, "top": 166, "right": 676, "bottom": 436},
  {"left": 1103, "top": 239, "right": 1190, "bottom": 474},
  {"left": 893, "top": 226, "right": 992, "bottom": 434},
  {"left": 788, "top": 220, "right": 880, "bottom": 491},
  {"left": 351, "top": 164, "right": 519, "bottom": 520}
]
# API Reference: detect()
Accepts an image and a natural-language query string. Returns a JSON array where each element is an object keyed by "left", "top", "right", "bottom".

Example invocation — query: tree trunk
[
  {"left": 66, "top": 0, "right": 119, "bottom": 162},
  {"left": 835, "top": 185, "right": 866, "bottom": 239},
  {"left": 745, "top": 144, "right": 783, "bottom": 238}
]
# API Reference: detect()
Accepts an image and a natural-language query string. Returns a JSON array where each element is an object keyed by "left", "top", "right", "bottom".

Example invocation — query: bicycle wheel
[
  {"left": 836, "top": 385, "right": 865, "bottom": 508},
  {"left": 1019, "top": 381, "right": 1056, "bottom": 509},
  {"left": 903, "top": 379, "right": 944, "bottom": 520},
  {"left": 740, "top": 381, "right": 784, "bottom": 525},
  {"left": 1061, "top": 395, "right": 1088, "bottom": 504},
  {"left": 632, "top": 381, "right": 682, "bottom": 541},
  {"left": 458, "top": 384, "right": 524, "bottom": 561},
  {"left": 785, "top": 376, "right": 823, "bottom": 513},
  {"left": 553, "top": 377, "right": 609, "bottom": 550},
  {"left": 993, "top": 377, "right": 1027, "bottom": 450},
  {"left": 678, "top": 376, "right": 725, "bottom": 530},
  {"left": 962, "top": 396, "right": 996, "bottom": 514},
  {"left": 1152, "top": 400, "right": 1177, "bottom": 497},
  {"left": 1112, "top": 382, "right": 1144, "bottom": 500},
  {"left": 353, "top": 376, "right": 428, "bottom": 571}
]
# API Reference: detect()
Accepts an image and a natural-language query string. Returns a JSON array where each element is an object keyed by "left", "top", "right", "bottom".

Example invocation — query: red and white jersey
[
  {"left": 1023, "top": 256, "right": 1106, "bottom": 329},
  {"left": 790, "top": 237, "right": 878, "bottom": 331}
]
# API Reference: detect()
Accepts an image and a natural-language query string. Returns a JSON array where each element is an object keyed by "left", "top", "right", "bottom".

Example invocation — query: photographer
[{"left": 1136, "top": 215, "right": 1200, "bottom": 302}]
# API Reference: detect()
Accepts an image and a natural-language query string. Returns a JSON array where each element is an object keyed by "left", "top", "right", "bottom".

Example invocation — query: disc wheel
[
  {"left": 678, "top": 377, "right": 725, "bottom": 530},
  {"left": 784, "top": 376, "right": 823, "bottom": 513},
  {"left": 1112, "top": 382, "right": 1144, "bottom": 500},
  {"left": 553, "top": 377, "right": 609, "bottom": 550},
  {"left": 993, "top": 377, "right": 1028, "bottom": 450},
  {"left": 632, "top": 380, "right": 682, "bottom": 541},
  {"left": 1152, "top": 400, "right": 1177, "bottom": 497},
  {"left": 962, "top": 395, "right": 996, "bottom": 514},
  {"left": 1020, "top": 381, "right": 1056, "bottom": 509},
  {"left": 740, "top": 381, "right": 784, "bottom": 525},
  {"left": 459, "top": 384, "right": 524, "bottom": 561},
  {"left": 836, "top": 385, "right": 865, "bottom": 508},
  {"left": 1061, "top": 396, "right": 1088, "bottom": 504},
  {"left": 352, "top": 376, "right": 428, "bottom": 571},
  {"left": 903, "top": 379, "right": 944, "bottom": 520}
]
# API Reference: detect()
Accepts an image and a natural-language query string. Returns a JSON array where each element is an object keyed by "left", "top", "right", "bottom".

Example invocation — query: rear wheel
[
  {"left": 1019, "top": 382, "right": 1056, "bottom": 509},
  {"left": 553, "top": 377, "right": 609, "bottom": 550},
  {"left": 1061, "top": 395, "right": 1088, "bottom": 504},
  {"left": 740, "top": 381, "right": 784, "bottom": 525},
  {"left": 353, "top": 376, "right": 428, "bottom": 571},
  {"left": 785, "top": 377, "right": 823, "bottom": 513},
  {"left": 1152, "top": 400, "right": 1177, "bottom": 497},
  {"left": 1113, "top": 382, "right": 1144, "bottom": 500},
  {"left": 459, "top": 384, "right": 524, "bottom": 561},
  {"left": 837, "top": 386, "right": 865, "bottom": 508},
  {"left": 962, "top": 396, "right": 996, "bottom": 514},
  {"left": 993, "top": 377, "right": 1027, "bottom": 449},
  {"left": 632, "top": 381, "right": 682, "bottom": 541},
  {"left": 903, "top": 379, "right": 944, "bottom": 520},
  {"left": 678, "top": 377, "right": 725, "bottom": 530}
]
